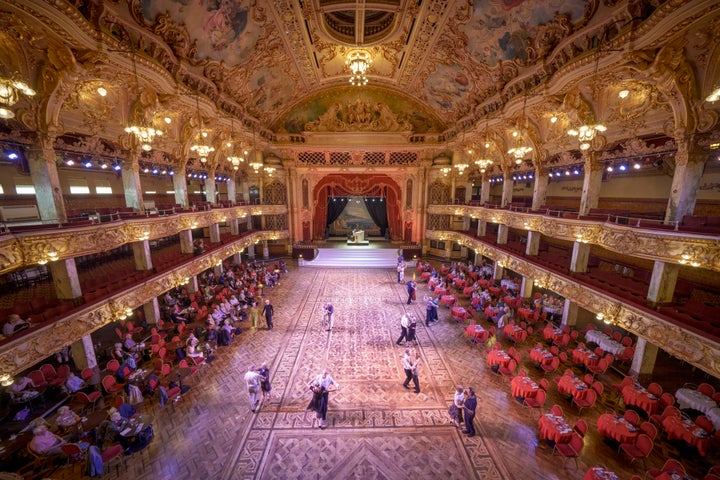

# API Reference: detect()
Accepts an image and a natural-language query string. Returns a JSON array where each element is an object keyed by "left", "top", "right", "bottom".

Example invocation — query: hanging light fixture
[
  {"left": 248, "top": 127, "right": 263, "bottom": 173},
  {"left": 124, "top": 50, "right": 162, "bottom": 151},
  {"left": 264, "top": 165, "right": 276, "bottom": 177},
  {"left": 226, "top": 118, "right": 243, "bottom": 170},
  {"left": 346, "top": 50, "right": 372, "bottom": 86},
  {"left": 190, "top": 95, "right": 215, "bottom": 163},
  {"left": 568, "top": 51, "right": 607, "bottom": 151},
  {"left": 474, "top": 121, "right": 494, "bottom": 173},
  {"left": 507, "top": 95, "right": 532, "bottom": 164},
  {"left": 0, "top": 73, "right": 36, "bottom": 119}
]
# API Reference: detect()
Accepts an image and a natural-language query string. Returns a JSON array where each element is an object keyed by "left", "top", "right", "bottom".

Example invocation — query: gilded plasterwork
[
  {"left": 0, "top": 230, "right": 287, "bottom": 375},
  {"left": 428, "top": 229, "right": 720, "bottom": 378},
  {"left": 0, "top": 205, "right": 287, "bottom": 276},
  {"left": 428, "top": 205, "right": 720, "bottom": 272}
]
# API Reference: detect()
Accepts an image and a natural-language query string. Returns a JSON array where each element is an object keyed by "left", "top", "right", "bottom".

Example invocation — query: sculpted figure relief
[{"left": 305, "top": 100, "right": 412, "bottom": 132}]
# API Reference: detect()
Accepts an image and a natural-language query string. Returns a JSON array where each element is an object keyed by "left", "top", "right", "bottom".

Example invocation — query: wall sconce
[
  {"left": 38, "top": 251, "right": 59, "bottom": 265},
  {"left": 678, "top": 252, "right": 700, "bottom": 267}
]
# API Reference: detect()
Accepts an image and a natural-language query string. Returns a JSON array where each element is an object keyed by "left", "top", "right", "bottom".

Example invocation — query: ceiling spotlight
[
  {"left": 573, "top": 168, "right": 580, "bottom": 175},
  {"left": 168, "top": 169, "right": 173, "bottom": 176},
  {"left": 83, "top": 160, "right": 93, "bottom": 168},
  {"left": 7, "top": 152, "right": 18, "bottom": 160},
  {"left": 606, "top": 164, "right": 614, "bottom": 172},
  {"left": 555, "top": 171, "right": 562, "bottom": 177},
  {"left": 618, "top": 164, "right": 627, "bottom": 171},
  {"left": 97, "top": 86, "right": 107, "bottom": 97},
  {"left": 164, "top": 117, "right": 171, "bottom": 124},
  {"left": 65, "top": 158, "right": 74, "bottom": 166},
  {"left": 565, "top": 169, "right": 571, "bottom": 176},
  {"left": 550, "top": 116, "right": 558, "bottom": 123},
  {"left": 143, "top": 166, "right": 150, "bottom": 173},
  {"left": 633, "top": 162, "right": 641, "bottom": 170},
  {"left": 528, "top": 173, "right": 533, "bottom": 179},
  {"left": 152, "top": 167, "right": 159, "bottom": 174},
  {"left": 618, "top": 89, "right": 629, "bottom": 99},
  {"left": 112, "top": 162, "right": 121, "bottom": 171},
  {"left": 99, "top": 161, "right": 108, "bottom": 169}
]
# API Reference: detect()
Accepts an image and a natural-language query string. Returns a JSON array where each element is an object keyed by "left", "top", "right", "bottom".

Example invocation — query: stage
[{"left": 300, "top": 241, "right": 402, "bottom": 268}]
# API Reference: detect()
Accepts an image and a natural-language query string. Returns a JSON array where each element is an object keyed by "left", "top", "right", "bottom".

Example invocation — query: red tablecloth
[
  {"left": 440, "top": 267, "right": 449, "bottom": 275},
  {"left": 503, "top": 324, "right": 526, "bottom": 342},
  {"left": 453, "top": 279, "right": 466, "bottom": 288},
  {"left": 433, "top": 287, "right": 447, "bottom": 297},
  {"left": 488, "top": 286, "right": 501, "bottom": 296},
  {"left": 538, "top": 414, "right": 573, "bottom": 443},
  {"left": 662, "top": 415, "right": 712, "bottom": 456},
  {"left": 451, "top": 306, "right": 467, "bottom": 321},
  {"left": 543, "top": 325, "right": 564, "bottom": 342},
  {"left": 465, "top": 324, "right": 487, "bottom": 343},
  {"left": 463, "top": 286, "right": 475, "bottom": 296},
  {"left": 572, "top": 347, "right": 600, "bottom": 368},
  {"left": 622, "top": 384, "right": 659, "bottom": 416},
  {"left": 557, "top": 374, "right": 589, "bottom": 400},
  {"left": 517, "top": 308, "right": 534, "bottom": 321},
  {"left": 468, "top": 272, "right": 479, "bottom": 281},
  {"left": 484, "top": 306, "right": 498, "bottom": 319},
  {"left": 428, "top": 280, "right": 439, "bottom": 290},
  {"left": 654, "top": 472, "right": 693, "bottom": 480},
  {"left": 421, "top": 272, "right": 431, "bottom": 281},
  {"left": 487, "top": 349, "right": 512, "bottom": 367},
  {"left": 583, "top": 466, "right": 620, "bottom": 480},
  {"left": 440, "top": 295, "right": 456, "bottom": 307},
  {"left": 597, "top": 413, "right": 639, "bottom": 444},
  {"left": 511, "top": 375, "right": 539, "bottom": 398},
  {"left": 529, "top": 346, "right": 555, "bottom": 366}
]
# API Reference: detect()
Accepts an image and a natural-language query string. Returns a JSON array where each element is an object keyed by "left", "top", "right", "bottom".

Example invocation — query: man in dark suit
[
  {"left": 262, "top": 299, "right": 274, "bottom": 330},
  {"left": 462, "top": 387, "right": 477, "bottom": 437}
]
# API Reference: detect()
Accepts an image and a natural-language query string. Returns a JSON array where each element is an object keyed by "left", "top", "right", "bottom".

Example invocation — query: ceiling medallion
[{"left": 346, "top": 50, "right": 372, "bottom": 86}]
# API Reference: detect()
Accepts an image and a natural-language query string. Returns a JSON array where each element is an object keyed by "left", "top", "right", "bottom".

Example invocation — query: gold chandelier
[
  {"left": 124, "top": 51, "right": 162, "bottom": 151},
  {"left": 346, "top": 50, "right": 372, "bottom": 86},
  {"left": 473, "top": 122, "right": 494, "bottom": 173},
  {"left": 225, "top": 118, "right": 244, "bottom": 170},
  {"left": 190, "top": 96, "right": 214, "bottom": 163},
  {"left": 568, "top": 51, "right": 607, "bottom": 151},
  {"left": 248, "top": 128, "right": 262, "bottom": 173},
  {"left": 0, "top": 74, "right": 36, "bottom": 119},
  {"left": 507, "top": 96, "right": 532, "bottom": 164}
]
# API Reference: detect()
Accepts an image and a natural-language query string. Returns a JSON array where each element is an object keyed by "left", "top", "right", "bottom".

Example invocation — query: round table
[
  {"left": 596, "top": 413, "right": 638, "bottom": 443},
  {"left": 511, "top": 376, "right": 539, "bottom": 398}
]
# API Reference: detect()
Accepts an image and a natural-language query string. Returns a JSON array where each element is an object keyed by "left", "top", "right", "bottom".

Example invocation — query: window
[
  {"left": 69, "top": 178, "right": 90, "bottom": 194},
  {"left": 14, "top": 177, "right": 35, "bottom": 195},
  {"left": 95, "top": 180, "right": 112, "bottom": 195}
]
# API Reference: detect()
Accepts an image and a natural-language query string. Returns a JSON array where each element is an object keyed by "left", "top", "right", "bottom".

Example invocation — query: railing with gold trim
[
  {"left": 0, "top": 204, "right": 288, "bottom": 276},
  {"left": 427, "top": 229, "right": 720, "bottom": 379},
  {"left": 428, "top": 205, "right": 720, "bottom": 273},
  {"left": 0, "top": 229, "right": 288, "bottom": 376}
]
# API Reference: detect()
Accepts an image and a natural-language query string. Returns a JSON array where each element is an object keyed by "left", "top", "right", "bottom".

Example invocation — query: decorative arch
[{"left": 312, "top": 174, "right": 403, "bottom": 241}]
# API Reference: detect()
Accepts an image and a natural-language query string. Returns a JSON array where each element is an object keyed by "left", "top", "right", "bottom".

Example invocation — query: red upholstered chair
[
  {"left": 101, "top": 444, "right": 124, "bottom": 475},
  {"left": 28, "top": 370, "right": 48, "bottom": 389},
  {"left": 618, "top": 433, "right": 653, "bottom": 468},
  {"left": 573, "top": 419, "right": 588, "bottom": 437},
  {"left": 102, "top": 375, "right": 124, "bottom": 395},
  {"left": 50, "top": 364, "right": 70, "bottom": 388},
  {"left": 538, "top": 379, "right": 549, "bottom": 391},
  {"left": 698, "top": 383, "right": 715, "bottom": 398},
  {"left": 647, "top": 383, "right": 663, "bottom": 397},
  {"left": 696, "top": 415, "right": 714, "bottom": 434},
  {"left": 646, "top": 459, "right": 686, "bottom": 479},
  {"left": 572, "top": 389, "right": 597, "bottom": 416},
  {"left": 497, "top": 359, "right": 518, "bottom": 382},
  {"left": 540, "top": 357, "right": 560, "bottom": 375},
  {"left": 550, "top": 404, "right": 563, "bottom": 417},
  {"left": 522, "top": 388, "right": 546, "bottom": 414},
  {"left": 639, "top": 421, "right": 658, "bottom": 441},
  {"left": 650, "top": 405, "right": 680, "bottom": 429},
  {"left": 591, "top": 381, "right": 604, "bottom": 397},
  {"left": 623, "top": 409, "right": 640, "bottom": 427},
  {"left": 39, "top": 364, "right": 58, "bottom": 382},
  {"left": 81, "top": 367, "right": 95, "bottom": 382},
  {"left": 106, "top": 360, "right": 120, "bottom": 375},
  {"left": 75, "top": 390, "right": 102, "bottom": 414},
  {"left": 552, "top": 432, "right": 584, "bottom": 468}
]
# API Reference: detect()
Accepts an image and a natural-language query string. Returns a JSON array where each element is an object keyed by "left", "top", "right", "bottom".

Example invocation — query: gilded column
[
  {"left": 206, "top": 165, "right": 217, "bottom": 205},
  {"left": 531, "top": 165, "right": 549, "bottom": 211},
  {"left": 173, "top": 162, "right": 189, "bottom": 208},
  {"left": 579, "top": 150, "right": 603, "bottom": 215},
  {"left": 26, "top": 132, "right": 67, "bottom": 223},
  {"left": 500, "top": 165, "right": 513, "bottom": 207},
  {"left": 664, "top": 136, "right": 706, "bottom": 223},
  {"left": 227, "top": 173, "right": 237, "bottom": 204},
  {"left": 122, "top": 147, "right": 145, "bottom": 213}
]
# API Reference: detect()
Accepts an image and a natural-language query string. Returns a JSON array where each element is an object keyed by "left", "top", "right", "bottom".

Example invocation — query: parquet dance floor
[{"left": 45, "top": 266, "right": 718, "bottom": 479}]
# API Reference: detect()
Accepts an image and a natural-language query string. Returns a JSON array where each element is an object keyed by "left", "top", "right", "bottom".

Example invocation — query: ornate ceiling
[{"left": 0, "top": 0, "right": 719, "bottom": 177}]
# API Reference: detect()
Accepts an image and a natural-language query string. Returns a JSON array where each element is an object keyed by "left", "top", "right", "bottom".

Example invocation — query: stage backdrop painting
[
  {"left": 312, "top": 174, "right": 402, "bottom": 242},
  {"left": 330, "top": 197, "right": 381, "bottom": 237}
]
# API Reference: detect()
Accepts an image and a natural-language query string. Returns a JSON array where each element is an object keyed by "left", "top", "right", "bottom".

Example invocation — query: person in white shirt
[
  {"left": 395, "top": 314, "right": 410, "bottom": 345},
  {"left": 244, "top": 364, "right": 264, "bottom": 412},
  {"left": 307, "top": 369, "right": 339, "bottom": 429},
  {"left": 401, "top": 348, "right": 413, "bottom": 389}
]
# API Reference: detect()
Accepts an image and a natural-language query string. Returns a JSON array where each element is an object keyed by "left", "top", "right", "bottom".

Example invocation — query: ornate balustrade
[
  {"left": 0, "top": 229, "right": 288, "bottom": 375},
  {"left": 0, "top": 204, "right": 288, "bottom": 276},
  {"left": 427, "top": 229, "right": 720, "bottom": 379},
  {"left": 428, "top": 205, "right": 720, "bottom": 273}
]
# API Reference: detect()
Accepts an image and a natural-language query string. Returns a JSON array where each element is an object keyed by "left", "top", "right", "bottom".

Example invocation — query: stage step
[{"left": 302, "top": 247, "right": 398, "bottom": 268}]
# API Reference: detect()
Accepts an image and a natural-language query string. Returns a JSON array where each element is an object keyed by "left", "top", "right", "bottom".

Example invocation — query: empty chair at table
[
  {"left": 552, "top": 432, "right": 584, "bottom": 468},
  {"left": 618, "top": 433, "right": 653, "bottom": 469},
  {"left": 623, "top": 409, "right": 640, "bottom": 426}
]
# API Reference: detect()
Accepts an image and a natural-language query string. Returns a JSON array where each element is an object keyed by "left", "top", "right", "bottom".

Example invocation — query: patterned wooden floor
[{"left": 44, "top": 266, "right": 718, "bottom": 479}]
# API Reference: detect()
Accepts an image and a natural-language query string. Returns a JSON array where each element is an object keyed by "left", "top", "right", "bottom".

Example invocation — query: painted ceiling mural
[
  {"left": 462, "top": 0, "right": 590, "bottom": 67},
  {"left": 139, "top": 0, "right": 263, "bottom": 65},
  {"left": 277, "top": 87, "right": 446, "bottom": 135}
]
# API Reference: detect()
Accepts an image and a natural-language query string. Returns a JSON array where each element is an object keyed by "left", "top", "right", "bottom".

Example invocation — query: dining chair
[
  {"left": 552, "top": 432, "right": 584, "bottom": 468},
  {"left": 591, "top": 381, "right": 604, "bottom": 397},
  {"left": 101, "top": 444, "right": 124, "bottom": 475},
  {"left": 698, "top": 383, "right": 715, "bottom": 397},
  {"left": 61, "top": 443, "right": 85, "bottom": 472},
  {"left": 538, "top": 379, "right": 549, "bottom": 391},
  {"left": 658, "top": 392, "right": 675, "bottom": 411},
  {"left": 522, "top": 388, "right": 546, "bottom": 414},
  {"left": 27, "top": 370, "right": 48, "bottom": 389},
  {"left": 102, "top": 375, "right": 124, "bottom": 395},
  {"left": 540, "top": 357, "right": 560, "bottom": 375},
  {"left": 618, "top": 433, "right": 653, "bottom": 469},
  {"left": 106, "top": 359, "right": 120, "bottom": 374},
  {"left": 50, "top": 364, "right": 70, "bottom": 388},
  {"left": 573, "top": 419, "right": 587, "bottom": 437},
  {"left": 81, "top": 367, "right": 95, "bottom": 382},
  {"left": 39, "top": 364, "right": 58, "bottom": 382},
  {"left": 623, "top": 409, "right": 640, "bottom": 426},
  {"left": 644, "top": 458, "right": 685, "bottom": 479},
  {"left": 75, "top": 390, "right": 102, "bottom": 413},
  {"left": 550, "top": 404, "right": 564, "bottom": 417},
  {"left": 647, "top": 382, "right": 663, "bottom": 397},
  {"left": 572, "top": 389, "right": 597, "bottom": 417},
  {"left": 583, "top": 374, "right": 594, "bottom": 386},
  {"left": 695, "top": 415, "right": 714, "bottom": 434},
  {"left": 649, "top": 405, "right": 680, "bottom": 429},
  {"left": 639, "top": 421, "right": 657, "bottom": 440}
]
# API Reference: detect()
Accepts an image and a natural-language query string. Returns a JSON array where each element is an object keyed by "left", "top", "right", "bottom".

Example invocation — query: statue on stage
[{"left": 351, "top": 225, "right": 365, "bottom": 243}]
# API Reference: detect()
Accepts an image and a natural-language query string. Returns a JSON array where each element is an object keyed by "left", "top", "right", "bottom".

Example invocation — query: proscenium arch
[{"left": 311, "top": 174, "right": 403, "bottom": 241}]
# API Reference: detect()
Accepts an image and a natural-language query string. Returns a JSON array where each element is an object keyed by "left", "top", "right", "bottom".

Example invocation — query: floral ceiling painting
[
  {"left": 462, "top": 0, "right": 590, "bottom": 67},
  {"left": 424, "top": 64, "right": 472, "bottom": 113},
  {"left": 139, "top": 0, "right": 263, "bottom": 65}
]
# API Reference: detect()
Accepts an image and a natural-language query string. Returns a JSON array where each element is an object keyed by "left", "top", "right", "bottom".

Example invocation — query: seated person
[
  {"left": 3, "top": 313, "right": 29, "bottom": 337},
  {"left": 164, "top": 291, "right": 177, "bottom": 307},
  {"left": 169, "top": 304, "right": 187, "bottom": 324},
  {"left": 29, "top": 425, "right": 66, "bottom": 456},
  {"left": 63, "top": 372, "right": 86, "bottom": 394},
  {"left": 193, "top": 239, "right": 206, "bottom": 256},
  {"left": 124, "top": 333, "right": 146, "bottom": 353},
  {"left": 55, "top": 405, "right": 80, "bottom": 429},
  {"left": 96, "top": 411, "right": 127, "bottom": 448},
  {"left": 11, "top": 376, "right": 33, "bottom": 394},
  {"left": 111, "top": 343, "right": 126, "bottom": 363}
]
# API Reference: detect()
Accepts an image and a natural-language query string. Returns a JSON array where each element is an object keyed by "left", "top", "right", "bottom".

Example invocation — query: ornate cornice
[
  {"left": 427, "top": 229, "right": 720, "bottom": 379},
  {"left": 0, "top": 205, "right": 288, "bottom": 275},
  {"left": 429, "top": 205, "right": 720, "bottom": 272},
  {"left": 0, "top": 229, "right": 287, "bottom": 376}
]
